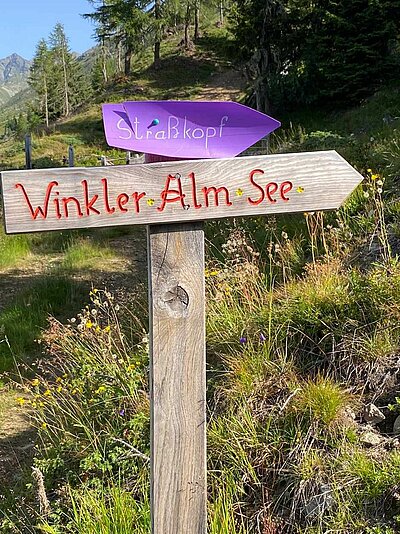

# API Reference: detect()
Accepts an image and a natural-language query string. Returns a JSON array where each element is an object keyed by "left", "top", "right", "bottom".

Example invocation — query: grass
[
  {"left": 61, "top": 237, "right": 116, "bottom": 271},
  {"left": 1, "top": 16, "right": 400, "bottom": 534},
  {"left": 0, "top": 276, "right": 87, "bottom": 372}
]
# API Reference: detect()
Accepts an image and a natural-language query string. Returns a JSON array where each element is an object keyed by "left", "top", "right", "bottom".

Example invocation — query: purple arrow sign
[{"left": 102, "top": 101, "right": 280, "bottom": 159}]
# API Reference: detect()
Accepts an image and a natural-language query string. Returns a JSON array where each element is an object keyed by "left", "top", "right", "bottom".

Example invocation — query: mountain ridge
[{"left": 0, "top": 53, "right": 31, "bottom": 108}]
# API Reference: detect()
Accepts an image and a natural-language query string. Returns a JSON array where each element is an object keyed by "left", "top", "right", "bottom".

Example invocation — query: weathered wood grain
[
  {"left": 1, "top": 151, "right": 364, "bottom": 234},
  {"left": 148, "top": 222, "right": 206, "bottom": 534}
]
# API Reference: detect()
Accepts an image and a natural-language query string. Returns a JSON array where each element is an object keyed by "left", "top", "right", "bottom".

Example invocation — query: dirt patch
[
  {"left": 0, "top": 390, "right": 35, "bottom": 486},
  {"left": 193, "top": 68, "right": 247, "bottom": 102}
]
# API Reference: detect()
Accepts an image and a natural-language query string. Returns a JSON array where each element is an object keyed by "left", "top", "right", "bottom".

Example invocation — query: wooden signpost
[{"left": 0, "top": 100, "right": 364, "bottom": 534}]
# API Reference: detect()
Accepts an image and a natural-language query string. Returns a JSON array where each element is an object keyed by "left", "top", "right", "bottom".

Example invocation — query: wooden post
[
  {"left": 68, "top": 145, "right": 75, "bottom": 167},
  {"left": 146, "top": 153, "right": 207, "bottom": 534},
  {"left": 126, "top": 151, "right": 131, "bottom": 165},
  {"left": 24, "top": 134, "right": 32, "bottom": 170}
]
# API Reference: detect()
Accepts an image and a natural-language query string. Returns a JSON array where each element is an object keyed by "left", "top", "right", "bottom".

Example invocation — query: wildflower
[
  {"left": 31, "top": 401, "right": 37, "bottom": 409},
  {"left": 44, "top": 389, "right": 52, "bottom": 397},
  {"left": 96, "top": 386, "right": 106, "bottom": 394},
  {"left": 56, "top": 377, "right": 63, "bottom": 383},
  {"left": 41, "top": 422, "right": 47, "bottom": 430},
  {"left": 95, "top": 326, "right": 101, "bottom": 333},
  {"left": 240, "top": 337, "right": 247, "bottom": 344},
  {"left": 377, "top": 179, "right": 383, "bottom": 186},
  {"left": 297, "top": 186, "right": 305, "bottom": 194},
  {"left": 86, "top": 321, "right": 94, "bottom": 329},
  {"left": 57, "top": 386, "right": 63, "bottom": 393},
  {"left": 367, "top": 168, "right": 372, "bottom": 173},
  {"left": 119, "top": 409, "right": 125, "bottom": 417},
  {"left": 115, "top": 304, "right": 120, "bottom": 312},
  {"left": 371, "top": 174, "right": 379, "bottom": 181},
  {"left": 236, "top": 188, "right": 244, "bottom": 197},
  {"left": 16, "top": 397, "right": 26, "bottom": 407},
  {"left": 377, "top": 188, "right": 383, "bottom": 194},
  {"left": 70, "top": 317, "right": 76, "bottom": 323},
  {"left": 104, "top": 325, "right": 111, "bottom": 333},
  {"left": 259, "top": 333, "right": 267, "bottom": 342},
  {"left": 31, "top": 378, "right": 40, "bottom": 387},
  {"left": 281, "top": 232, "right": 288, "bottom": 240},
  {"left": 39, "top": 402, "right": 44, "bottom": 408},
  {"left": 363, "top": 191, "right": 370, "bottom": 198}
]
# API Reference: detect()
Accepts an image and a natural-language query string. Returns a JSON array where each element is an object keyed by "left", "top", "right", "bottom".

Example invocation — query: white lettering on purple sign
[{"left": 117, "top": 115, "right": 229, "bottom": 149}]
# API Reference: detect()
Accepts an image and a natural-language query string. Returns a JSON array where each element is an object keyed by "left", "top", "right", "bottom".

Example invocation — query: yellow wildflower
[
  {"left": 86, "top": 321, "right": 94, "bottom": 329},
  {"left": 39, "top": 402, "right": 44, "bottom": 408},
  {"left": 57, "top": 386, "right": 63, "bottom": 393},
  {"left": 31, "top": 378, "right": 40, "bottom": 387},
  {"left": 104, "top": 325, "right": 111, "bottom": 333},
  {"left": 41, "top": 422, "right": 47, "bottom": 430},
  {"left": 56, "top": 377, "right": 63, "bottom": 383},
  {"left": 44, "top": 389, "right": 52, "bottom": 397},
  {"left": 17, "top": 397, "right": 26, "bottom": 407},
  {"left": 96, "top": 386, "right": 106, "bottom": 394},
  {"left": 32, "top": 402, "right": 37, "bottom": 409},
  {"left": 371, "top": 174, "right": 379, "bottom": 180}
]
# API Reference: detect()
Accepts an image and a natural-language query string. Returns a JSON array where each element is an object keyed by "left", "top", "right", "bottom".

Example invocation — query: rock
[
  {"left": 393, "top": 415, "right": 400, "bottom": 435},
  {"left": 304, "top": 483, "right": 335, "bottom": 522},
  {"left": 362, "top": 403, "right": 385, "bottom": 425},
  {"left": 361, "top": 430, "right": 382, "bottom": 446}
]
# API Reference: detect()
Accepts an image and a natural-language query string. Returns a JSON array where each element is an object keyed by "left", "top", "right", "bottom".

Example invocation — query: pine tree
[{"left": 28, "top": 39, "right": 52, "bottom": 127}]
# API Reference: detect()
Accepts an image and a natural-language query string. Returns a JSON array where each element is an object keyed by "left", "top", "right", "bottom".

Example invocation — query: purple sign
[{"left": 102, "top": 101, "right": 280, "bottom": 159}]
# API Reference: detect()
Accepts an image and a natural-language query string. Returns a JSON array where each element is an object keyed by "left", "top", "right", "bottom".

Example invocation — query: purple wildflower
[
  {"left": 240, "top": 337, "right": 247, "bottom": 344},
  {"left": 119, "top": 409, "right": 125, "bottom": 417},
  {"left": 259, "top": 333, "right": 267, "bottom": 342}
]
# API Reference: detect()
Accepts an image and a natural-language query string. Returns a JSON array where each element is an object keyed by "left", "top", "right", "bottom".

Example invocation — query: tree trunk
[
  {"left": 219, "top": 1, "right": 224, "bottom": 25},
  {"left": 194, "top": 1, "right": 200, "bottom": 40},
  {"left": 44, "top": 78, "right": 49, "bottom": 128},
  {"left": 184, "top": 2, "right": 191, "bottom": 49},
  {"left": 61, "top": 48, "right": 69, "bottom": 117},
  {"left": 124, "top": 46, "right": 132, "bottom": 76},
  {"left": 154, "top": 0, "right": 161, "bottom": 68}
]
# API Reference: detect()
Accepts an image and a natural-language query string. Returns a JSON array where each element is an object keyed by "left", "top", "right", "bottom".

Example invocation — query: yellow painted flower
[
  {"left": 297, "top": 186, "right": 305, "bottom": 194},
  {"left": 31, "top": 378, "right": 40, "bottom": 387},
  {"left": 147, "top": 198, "right": 155, "bottom": 206},
  {"left": 235, "top": 188, "right": 244, "bottom": 197}
]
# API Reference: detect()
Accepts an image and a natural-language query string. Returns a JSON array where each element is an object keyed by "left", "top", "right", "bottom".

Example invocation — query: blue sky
[{"left": 0, "top": 0, "right": 97, "bottom": 59}]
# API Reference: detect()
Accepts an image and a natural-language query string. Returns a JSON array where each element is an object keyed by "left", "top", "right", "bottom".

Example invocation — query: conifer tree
[
  {"left": 28, "top": 39, "right": 51, "bottom": 127},
  {"left": 49, "top": 23, "right": 85, "bottom": 117}
]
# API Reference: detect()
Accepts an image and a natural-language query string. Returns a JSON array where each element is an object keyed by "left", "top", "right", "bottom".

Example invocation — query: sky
[{"left": 0, "top": 0, "right": 97, "bottom": 60}]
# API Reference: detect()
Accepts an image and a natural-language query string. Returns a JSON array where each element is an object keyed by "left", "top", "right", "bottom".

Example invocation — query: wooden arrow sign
[
  {"left": 102, "top": 100, "right": 281, "bottom": 158},
  {"left": 1, "top": 151, "right": 363, "bottom": 235}
]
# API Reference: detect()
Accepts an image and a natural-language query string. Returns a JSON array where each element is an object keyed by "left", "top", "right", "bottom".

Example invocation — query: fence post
[
  {"left": 68, "top": 145, "right": 75, "bottom": 167},
  {"left": 101, "top": 155, "right": 106, "bottom": 166},
  {"left": 126, "top": 151, "right": 131, "bottom": 165},
  {"left": 25, "top": 134, "right": 32, "bottom": 170}
]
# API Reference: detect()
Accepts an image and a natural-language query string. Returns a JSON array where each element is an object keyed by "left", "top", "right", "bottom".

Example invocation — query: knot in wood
[{"left": 162, "top": 284, "right": 189, "bottom": 315}]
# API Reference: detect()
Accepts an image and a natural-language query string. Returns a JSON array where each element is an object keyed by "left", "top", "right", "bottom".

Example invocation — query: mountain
[{"left": 0, "top": 53, "right": 31, "bottom": 108}]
